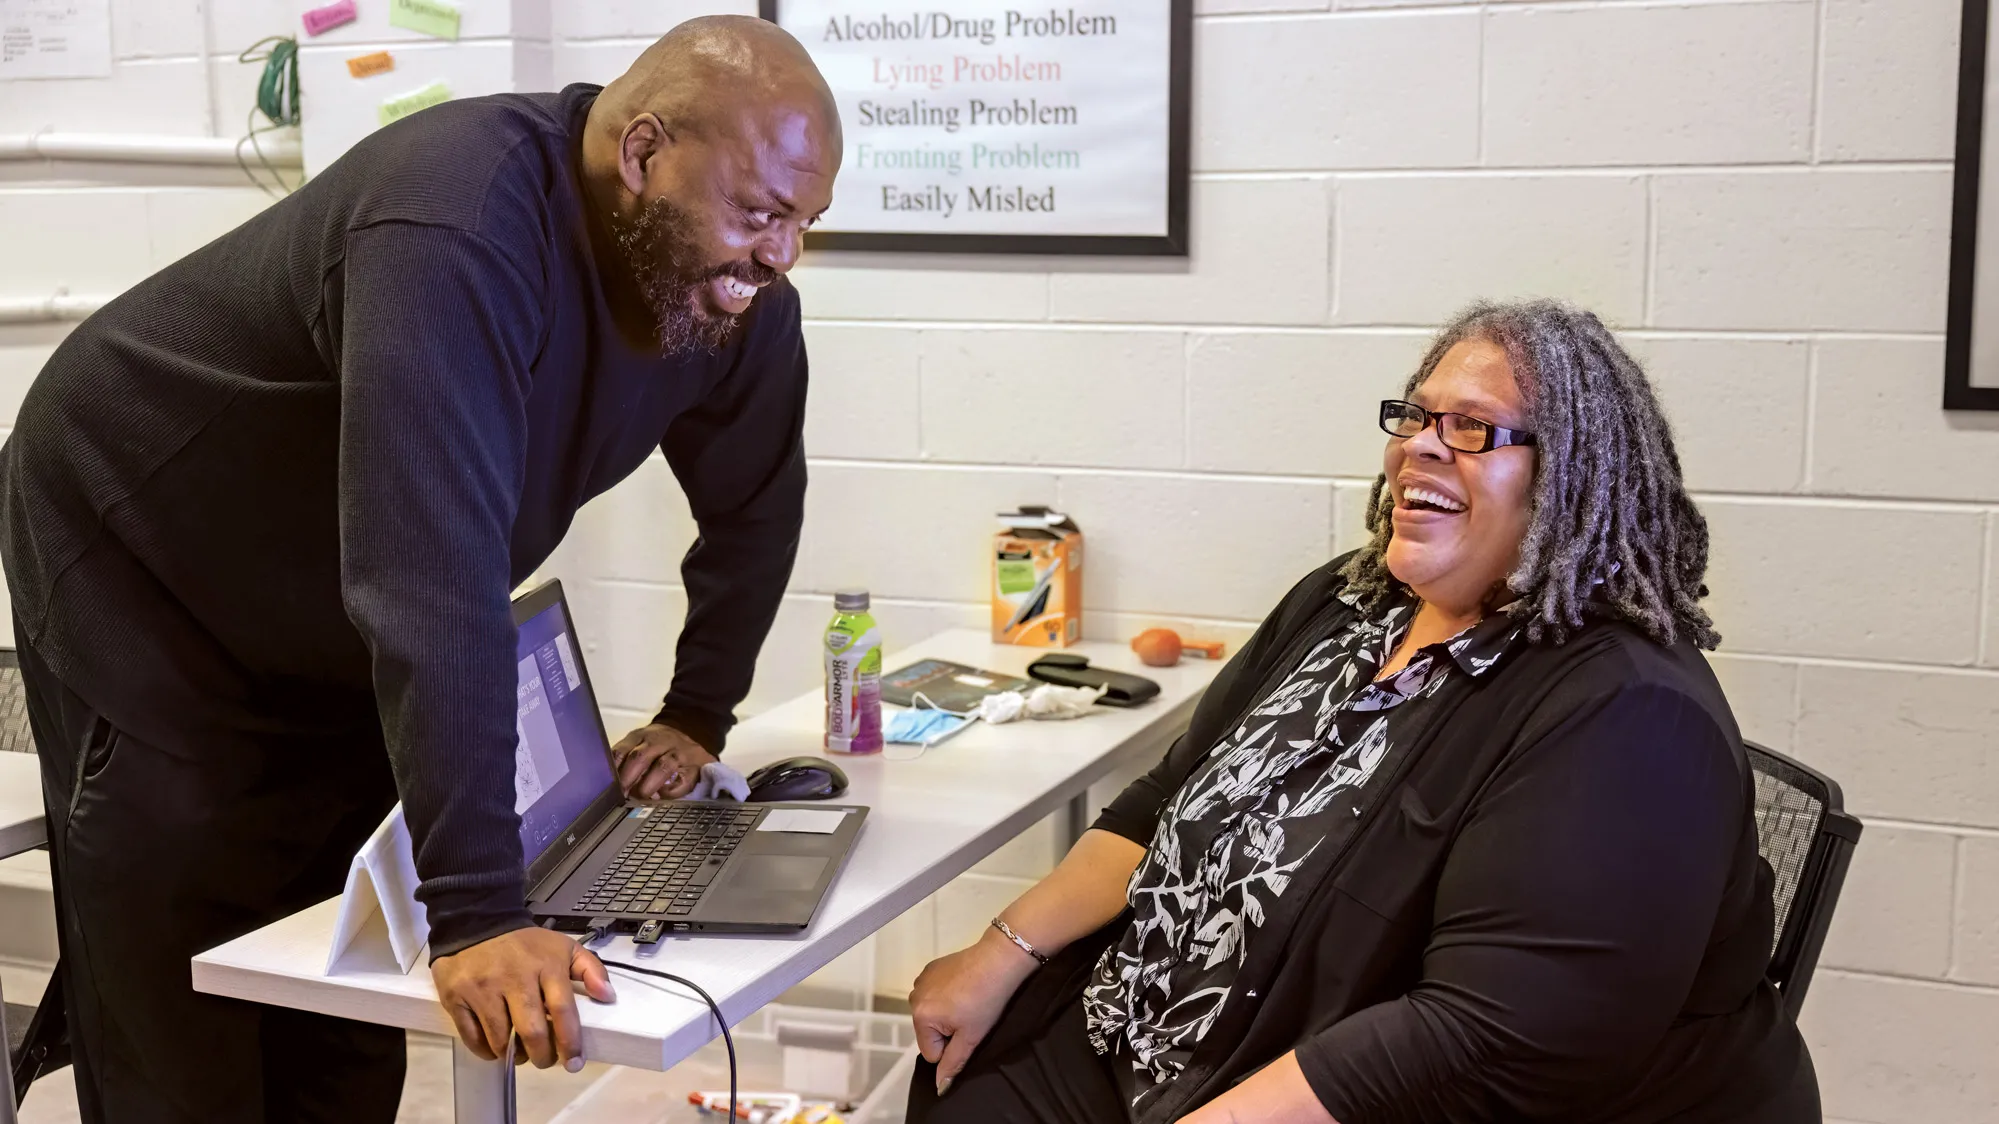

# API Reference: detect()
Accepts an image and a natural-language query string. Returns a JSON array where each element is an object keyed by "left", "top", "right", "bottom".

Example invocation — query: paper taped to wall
[
  {"left": 379, "top": 80, "right": 453, "bottom": 127},
  {"left": 0, "top": 0, "right": 111, "bottom": 81},
  {"left": 389, "top": 0, "right": 461, "bottom": 41},
  {"left": 301, "top": 0, "right": 358, "bottom": 38},
  {"left": 346, "top": 50, "right": 394, "bottom": 79}
]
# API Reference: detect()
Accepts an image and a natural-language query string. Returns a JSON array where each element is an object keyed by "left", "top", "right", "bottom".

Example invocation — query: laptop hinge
[{"left": 528, "top": 804, "right": 629, "bottom": 903}]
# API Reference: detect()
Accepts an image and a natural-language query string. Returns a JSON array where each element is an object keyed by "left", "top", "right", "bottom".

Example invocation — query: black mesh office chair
[
  {"left": 0, "top": 647, "right": 69, "bottom": 1116},
  {"left": 0, "top": 652, "right": 28, "bottom": 755},
  {"left": 1745, "top": 741, "right": 1863, "bottom": 1021}
]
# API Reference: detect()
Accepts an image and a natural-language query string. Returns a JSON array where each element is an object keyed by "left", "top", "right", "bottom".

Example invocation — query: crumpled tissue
[
  {"left": 683, "top": 761, "right": 751, "bottom": 801},
  {"left": 974, "top": 683, "right": 1107, "bottom": 724}
]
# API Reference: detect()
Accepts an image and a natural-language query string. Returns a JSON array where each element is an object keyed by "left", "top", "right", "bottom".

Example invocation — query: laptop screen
[{"left": 513, "top": 597, "right": 616, "bottom": 862}]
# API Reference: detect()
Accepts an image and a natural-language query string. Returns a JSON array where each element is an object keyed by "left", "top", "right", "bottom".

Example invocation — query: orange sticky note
[{"left": 346, "top": 51, "right": 395, "bottom": 79}]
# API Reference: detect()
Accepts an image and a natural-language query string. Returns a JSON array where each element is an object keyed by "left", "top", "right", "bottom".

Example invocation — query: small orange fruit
[{"left": 1131, "top": 628, "right": 1184, "bottom": 667}]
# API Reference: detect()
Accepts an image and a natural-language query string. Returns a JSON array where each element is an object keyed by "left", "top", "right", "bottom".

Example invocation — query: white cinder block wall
[
  {"left": 0, "top": 0, "right": 295, "bottom": 1010},
  {"left": 3, "top": 1, "right": 1996, "bottom": 1120},
  {"left": 545, "top": 3, "right": 1999, "bottom": 1121}
]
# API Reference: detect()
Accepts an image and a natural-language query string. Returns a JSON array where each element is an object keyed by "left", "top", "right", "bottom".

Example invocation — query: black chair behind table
[
  {"left": 1745, "top": 740, "right": 1864, "bottom": 1021},
  {"left": 1, "top": 647, "right": 70, "bottom": 1114}
]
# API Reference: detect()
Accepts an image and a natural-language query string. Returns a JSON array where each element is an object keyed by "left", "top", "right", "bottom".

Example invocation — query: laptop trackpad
[{"left": 734, "top": 855, "right": 828, "bottom": 892}]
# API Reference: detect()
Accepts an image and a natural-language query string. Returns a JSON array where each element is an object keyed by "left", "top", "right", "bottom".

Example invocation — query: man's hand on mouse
[
  {"left": 611, "top": 722, "right": 717, "bottom": 801},
  {"left": 433, "top": 926, "right": 614, "bottom": 1073}
]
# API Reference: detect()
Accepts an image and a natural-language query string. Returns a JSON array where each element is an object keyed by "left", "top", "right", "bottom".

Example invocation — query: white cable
[
  {"left": 503, "top": 1036, "right": 517, "bottom": 1118},
  {"left": 198, "top": 0, "right": 219, "bottom": 138}
]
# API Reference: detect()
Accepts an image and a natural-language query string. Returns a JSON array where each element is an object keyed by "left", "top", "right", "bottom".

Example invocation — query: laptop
[{"left": 511, "top": 579, "right": 867, "bottom": 934}]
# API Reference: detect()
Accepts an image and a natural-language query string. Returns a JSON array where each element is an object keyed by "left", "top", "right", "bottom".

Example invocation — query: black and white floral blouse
[{"left": 1083, "top": 590, "right": 1522, "bottom": 1105}]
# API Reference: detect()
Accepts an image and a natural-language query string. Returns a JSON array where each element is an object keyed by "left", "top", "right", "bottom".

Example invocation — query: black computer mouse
[{"left": 745, "top": 756, "right": 849, "bottom": 802}]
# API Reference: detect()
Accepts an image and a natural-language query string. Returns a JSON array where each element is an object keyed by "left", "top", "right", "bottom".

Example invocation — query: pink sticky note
[{"left": 302, "top": 0, "right": 359, "bottom": 37}]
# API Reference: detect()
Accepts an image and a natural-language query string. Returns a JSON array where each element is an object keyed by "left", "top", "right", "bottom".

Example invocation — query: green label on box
[
  {"left": 379, "top": 80, "right": 453, "bottom": 126},
  {"left": 389, "top": 0, "right": 461, "bottom": 40},
  {"left": 997, "top": 559, "right": 1038, "bottom": 596}
]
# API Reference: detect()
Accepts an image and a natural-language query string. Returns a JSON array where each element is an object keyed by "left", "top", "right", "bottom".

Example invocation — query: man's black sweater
[{"left": 0, "top": 85, "right": 808, "bottom": 955}]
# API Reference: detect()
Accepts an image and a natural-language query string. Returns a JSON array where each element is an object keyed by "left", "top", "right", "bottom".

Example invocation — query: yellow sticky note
[
  {"left": 346, "top": 51, "right": 395, "bottom": 79},
  {"left": 389, "top": 0, "right": 461, "bottom": 40},
  {"left": 379, "top": 80, "right": 453, "bottom": 126}
]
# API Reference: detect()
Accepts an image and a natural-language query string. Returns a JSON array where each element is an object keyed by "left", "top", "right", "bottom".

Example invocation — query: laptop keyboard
[{"left": 573, "top": 804, "right": 764, "bottom": 917}]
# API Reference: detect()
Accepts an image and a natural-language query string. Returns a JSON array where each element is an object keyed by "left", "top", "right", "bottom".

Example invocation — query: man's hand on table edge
[
  {"left": 432, "top": 926, "right": 616, "bottom": 1071},
  {"left": 612, "top": 721, "right": 718, "bottom": 801}
]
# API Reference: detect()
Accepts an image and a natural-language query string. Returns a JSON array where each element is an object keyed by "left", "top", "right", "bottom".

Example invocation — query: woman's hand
[
  {"left": 908, "top": 830, "right": 1146, "bottom": 1096},
  {"left": 909, "top": 927, "right": 1043, "bottom": 1095}
]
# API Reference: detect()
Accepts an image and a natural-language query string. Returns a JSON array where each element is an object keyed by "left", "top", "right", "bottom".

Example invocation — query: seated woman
[{"left": 905, "top": 300, "right": 1817, "bottom": 1124}]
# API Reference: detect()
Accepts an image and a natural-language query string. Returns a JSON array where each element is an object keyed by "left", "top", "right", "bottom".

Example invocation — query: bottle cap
[{"left": 834, "top": 589, "right": 870, "bottom": 611}]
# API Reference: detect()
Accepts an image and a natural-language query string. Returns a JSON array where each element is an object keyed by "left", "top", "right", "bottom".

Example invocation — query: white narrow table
[
  {"left": 0, "top": 752, "right": 45, "bottom": 859},
  {"left": 192, "top": 629, "right": 1220, "bottom": 1122},
  {"left": 1, "top": 750, "right": 48, "bottom": 1122}
]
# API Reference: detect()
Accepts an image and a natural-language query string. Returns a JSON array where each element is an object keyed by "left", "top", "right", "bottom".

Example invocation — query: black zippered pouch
[{"left": 1025, "top": 654, "right": 1161, "bottom": 708}]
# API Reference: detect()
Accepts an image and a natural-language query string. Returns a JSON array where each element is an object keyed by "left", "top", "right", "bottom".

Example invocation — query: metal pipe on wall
[
  {"left": 0, "top": 133, "right": 300, "bottom": 167},
  {"left": 0, "top": 294, "right": 109, "bottom": 326}
]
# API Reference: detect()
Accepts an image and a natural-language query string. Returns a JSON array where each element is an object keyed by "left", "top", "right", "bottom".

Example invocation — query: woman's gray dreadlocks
[{"left": 1338, "top": 299, "right": 1720, "bottom": 650}]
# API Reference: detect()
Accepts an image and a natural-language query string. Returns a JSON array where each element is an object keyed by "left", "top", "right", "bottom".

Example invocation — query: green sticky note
[
  {"left": 379, "top": 80, "right": 453, "bottom": 126},
  {"left": 389, "top": 0, "right": 461, "bottom": 40},
  {"left": 996, "top": 559, "right": 1038, "bottom": 596}
]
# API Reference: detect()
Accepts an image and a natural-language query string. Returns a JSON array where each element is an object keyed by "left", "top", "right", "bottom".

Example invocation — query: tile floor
[
  {"left": 9, "top": 960, "right": 910, "bottom": 1123},
  {"left": 17, "top": 1032, "right": 608, "bottom": 1124},
  {"left": 16, "top": 1030, "right": 901, "bottom": 1123}
]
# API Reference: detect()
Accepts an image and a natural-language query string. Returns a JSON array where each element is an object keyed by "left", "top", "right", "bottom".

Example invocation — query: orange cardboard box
[{"left": 993, "top": 506, "right": 1082, "bottom": 647}]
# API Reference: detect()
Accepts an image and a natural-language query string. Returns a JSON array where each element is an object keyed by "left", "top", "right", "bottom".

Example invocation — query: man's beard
[{"left": 610, "top": 196, "right": 777, "bottom": 357}]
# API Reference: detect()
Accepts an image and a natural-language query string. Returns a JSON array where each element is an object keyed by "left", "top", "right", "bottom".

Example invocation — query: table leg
[
  {"left": 451, "top": 1038, "right": 516, "bottom": 1124},
  {"left": 1, "top": 972, "right": 18, "bottom": 1124},
  {"left": 1064, "top": 791, "right": 1090, "bottom": 848}
]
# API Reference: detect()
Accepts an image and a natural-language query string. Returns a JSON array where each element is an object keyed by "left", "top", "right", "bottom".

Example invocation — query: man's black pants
[{"left": 18, "top": 639, "right": 407, "bottom": 1123}]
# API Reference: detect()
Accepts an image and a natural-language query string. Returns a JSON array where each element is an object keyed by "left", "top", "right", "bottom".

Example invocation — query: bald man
[{"left": 0, "top": 17, "right": 840, "bottom": 1121}]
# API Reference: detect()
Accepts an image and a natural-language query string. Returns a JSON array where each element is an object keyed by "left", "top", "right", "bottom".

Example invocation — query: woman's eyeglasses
[{"left": 1378, "top": 400, "right": 1536, "bottom": 454}]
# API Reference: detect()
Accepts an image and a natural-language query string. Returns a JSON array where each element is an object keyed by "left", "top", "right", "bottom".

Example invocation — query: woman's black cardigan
[{"left": 1012, "top": 558, "right": 1809, "bottom": 1124}]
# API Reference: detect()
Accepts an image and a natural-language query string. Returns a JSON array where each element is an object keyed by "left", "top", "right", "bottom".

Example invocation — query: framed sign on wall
[
  {"left": 759, "top": 0, "right": 1192, "bottom": 255},
  {"left": 1946, "top": 0, "right": 1999, "bottom": 409}
]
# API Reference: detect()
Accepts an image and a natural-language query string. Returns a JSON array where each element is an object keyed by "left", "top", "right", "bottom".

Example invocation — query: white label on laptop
[{"left": 757, "top": 808, "right": 849, "bottom": 834}]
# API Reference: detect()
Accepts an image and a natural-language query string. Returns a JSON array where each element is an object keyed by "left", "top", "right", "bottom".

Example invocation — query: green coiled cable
[{"left": 238, "top": 36, "right": 301, "bottom": 196}]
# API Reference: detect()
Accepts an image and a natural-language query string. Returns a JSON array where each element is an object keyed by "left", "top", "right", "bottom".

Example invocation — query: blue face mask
[{"left": 884, "top": 707, "right": 972, "bottom": 747}]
